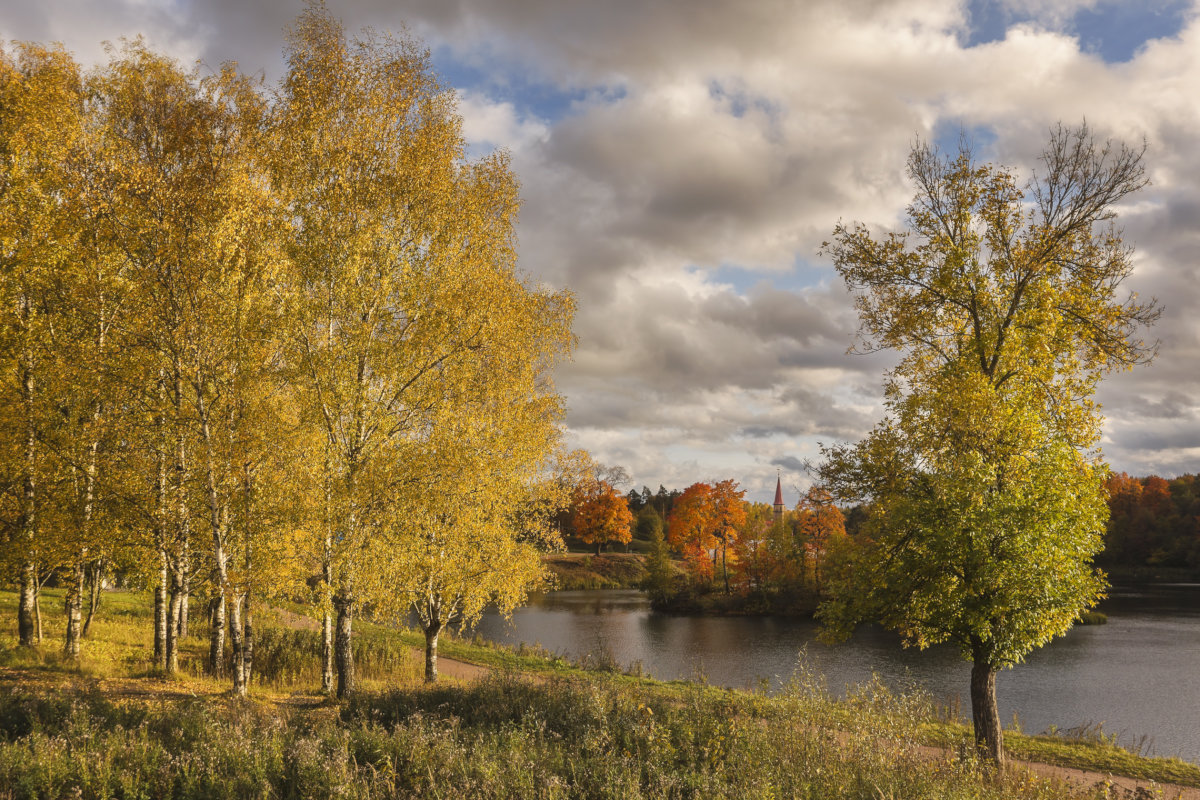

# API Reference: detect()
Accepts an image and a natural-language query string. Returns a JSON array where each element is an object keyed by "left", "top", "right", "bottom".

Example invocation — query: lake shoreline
[{"left": 475, "top": 584, "right": 1200, "bottom": 762}]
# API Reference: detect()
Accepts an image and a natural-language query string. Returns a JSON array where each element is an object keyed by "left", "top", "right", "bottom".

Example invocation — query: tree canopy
[
  {"left": 817, "top": 125, "right": 1158, "bottom": 764},
  {"left": 0, "top": 8, "right": 575, "bottom": 700}
]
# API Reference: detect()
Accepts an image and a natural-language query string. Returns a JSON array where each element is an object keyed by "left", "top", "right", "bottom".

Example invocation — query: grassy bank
[
  {"left": 1, "top": 589, "right": 1196, "bottom": 799},
  {"left": 542, "top": 553, "right": 648, "bottom": 590},
  {"left": 0, "top": 668, "right": 1113, "bottom": 800}
]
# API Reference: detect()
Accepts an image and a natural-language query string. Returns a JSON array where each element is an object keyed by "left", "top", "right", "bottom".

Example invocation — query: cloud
[
  {"left": 456, "top": 91, "right": 549, "bottom": 154},
  {"left": 771, "top": 455, "right": 806, "bottom": 472},
  {"left": 4, "top": 0, "right": 1199, "bottom": 500}
]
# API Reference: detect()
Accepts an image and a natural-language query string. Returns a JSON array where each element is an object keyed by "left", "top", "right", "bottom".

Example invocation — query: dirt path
[
  {"left": 909, "top": 743, "right": 1200, "bottom": 800},
  {"left": 1024, "top": 760, "right": 1200, "bottom": 800},
  {"left": 427, "top": 652, "right": 491, "bottom": 682}
]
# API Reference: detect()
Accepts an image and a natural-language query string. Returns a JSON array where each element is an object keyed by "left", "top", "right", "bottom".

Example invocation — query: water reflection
[{"left": 471, "top": 585, "right": 1200, "bottom": 762}]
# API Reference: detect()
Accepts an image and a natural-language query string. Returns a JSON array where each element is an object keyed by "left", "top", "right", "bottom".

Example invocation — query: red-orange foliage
[
  {"left": 668, "top": 480, "right": 747, "bottom": 590},
  {"left": 711, "top": 479, "right": 746, "bottom": 593},
  {"left": 569, "top": 479, "right": 633, "bottom": 554},
  {"left": 668, "top": 482, "right": 717, "bottom": 579},
  {"left": 1104, "top": 472, "right": 1200, "bottom": 568},
  {"left": 1106, "top": 472, "right": 1142, "bottom": 515},
  {"left": 1141, "top": 476, "right": 1172, "bottom": 512},
  {"left": 795, "top": 487, "right": 845, "bottom": 590}
]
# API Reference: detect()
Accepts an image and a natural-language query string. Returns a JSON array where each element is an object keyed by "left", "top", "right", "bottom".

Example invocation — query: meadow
[{"left": 0, "top": 589, "right": 1195, "bottom": 800}]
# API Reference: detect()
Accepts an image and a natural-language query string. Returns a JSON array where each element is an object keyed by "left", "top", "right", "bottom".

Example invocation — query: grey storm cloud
[{"left": 770, "top": 455, "right": 807, "bottom": 473}]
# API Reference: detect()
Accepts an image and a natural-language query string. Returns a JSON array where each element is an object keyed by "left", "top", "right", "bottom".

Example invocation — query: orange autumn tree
[
  {"left": 669, "top": 480, "right": 747, "bottom": 590},
  {"left": 570, "top": 478, "right": 633, "bottom": 555},
  {"left": 668, "top": 482, "right": 716, "bottom": 581},
  {"left": 711, "top": 479, "right": 747, "bottom": 594},
  {"left": 795, "top": 487, "right": 845, "bottom": 592}
]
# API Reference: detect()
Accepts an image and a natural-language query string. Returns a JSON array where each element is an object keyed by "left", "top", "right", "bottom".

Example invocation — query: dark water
[{"left": 472, "top": 584, "right": 1200, "bottom": 762}]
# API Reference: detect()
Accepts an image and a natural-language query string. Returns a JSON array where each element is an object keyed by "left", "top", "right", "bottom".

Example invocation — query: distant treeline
[
  {"left": 624, "top": 485, "right": 683, "bottom": 520},
  {"left": 617, "top": 474, "right": 1199, "bottom": 574},
  {"left": 1101, "top": 473, "right": 1200, "bottom": 572}
]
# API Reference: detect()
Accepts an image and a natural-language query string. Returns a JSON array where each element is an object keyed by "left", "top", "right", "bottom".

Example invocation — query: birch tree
[
  {"left": 0, "top": 44, "right": 86, "bottom": 647},
  {"left": 384, "top": 275, "right": 574, "bottom": 682},
  {"left": 272, "top": 5, "right": 564, "bottom": 697},
  {"left": 91, "top": 44, "right": 273, "bottom": 675}
]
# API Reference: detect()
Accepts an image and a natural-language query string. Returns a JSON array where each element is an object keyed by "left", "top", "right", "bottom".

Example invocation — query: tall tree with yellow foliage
[
  {"left": 89, "top": 43, "right": 279, "bottom": 678},
  {"left": 0, "top": 44, "right": 90, "bottom": 648},
  {"left": 383, "top": 322, "right": 574, "bottom": 682},
  {"left": 271, "top": 5, "right": 573, "bottom": 696}
]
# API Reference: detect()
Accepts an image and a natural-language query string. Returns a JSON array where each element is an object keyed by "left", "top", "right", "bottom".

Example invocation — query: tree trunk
[
  {"left": 229, "top": 590, "right": 246, "bottom": 696},
  {"left": 18, "top": 298, "right": 38, "bottom": 648},
  {"left": 170, "top": 363, "right": 190, "bottom": 655},
  {"left": 243, "top": 587, "right": 253, "bottom": 686},
  {"left": 82, "top": 560, "right": 102, "bottom": 637},
  {"left": 177, "top": 577, "right": 190, "bottom": 639},
  {"left": 78, "top": 404, "right": 101, "bottom": 640},
  {"left": 63, "top": 555, "right": 85, "bottom": 658},
  {"left": 18, "top": 561, "right": 37, "bottom": 647},
  {"left": 153, "top": 373, "right": 169, "bottom": 670},
  {"left": 970, "top": 657, "right": 1004, "bottom": 765},
  {"left": 424, "top": 620, "right": 442, "bottom": 683},
  {"left": 320, "top": 607, "right": 334, "bottom": 693},
  {"left": 722, "top": 540, "right": 730, "bottom": 595},
  {"left": 199, "top": 394, "right": 228, "bottom": 678},
  {"left": 594, "top": 541, "right": 601, "bottom": 556},
  {"left": 165, "top": 572, "right": 183, "bottom": 675},
  {"left": 334, "top": 593, "right": 354, "bottom": 698},
  {"left": 33, "top": 582, "right": 42, "bottom": 643},
  {"left": 208, "top": 593, "right": 225, "bottom": 677},
  {"left": 154, "top": 556, "right": 168, "bottom": 669},
  {"left": 320, "top": 541, "right": 334, "bottom": 694}
]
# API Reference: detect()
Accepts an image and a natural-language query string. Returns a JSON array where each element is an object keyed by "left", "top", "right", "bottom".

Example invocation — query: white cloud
[
  {"left": 456, "top": 91, "right": 549, "bottom": 154},
  {"left": 4, "top": 0, "right": 1199, "bottom": 498}
]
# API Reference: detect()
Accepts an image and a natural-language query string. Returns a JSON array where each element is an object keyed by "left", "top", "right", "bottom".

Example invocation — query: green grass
[
  {"left": 0, "top": 670, "right": 1106, "bottom": 800},
  {"left": 0, "top": 588, "right": 1194, "bottom": 799},
  {"left": 923, "top": 721, "right": 1200, "bottom": 789},
  {"left": 0, "top": 588, "right": 160, "bottom": 678},
  {"left": 542, "top": 553, "right": 648, "bottom": 590}
]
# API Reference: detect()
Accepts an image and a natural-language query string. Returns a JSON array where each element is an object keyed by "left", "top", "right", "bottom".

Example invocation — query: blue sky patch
[
  {"left": 432, "top": 43, "right": 613, "bottom": 123},
  {"left": 964, "top": 0, "right": 1189, "bottom": 63},
  {"left": 1073, "top": 1, "right": 1191, "bottom": 62}
]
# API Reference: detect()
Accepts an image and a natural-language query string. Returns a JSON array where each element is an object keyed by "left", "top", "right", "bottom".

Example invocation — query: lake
[{"left": 472, "top": 584, "right": 1200, "bottom": 762}]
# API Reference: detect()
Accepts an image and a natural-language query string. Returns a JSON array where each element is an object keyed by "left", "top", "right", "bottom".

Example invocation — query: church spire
[{"left": 773, "top": 473, "right": 784, "bottom": 523}]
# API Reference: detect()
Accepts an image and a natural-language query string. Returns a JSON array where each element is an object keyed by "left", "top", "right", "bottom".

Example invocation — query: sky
[{"left": 3, "top": 0, "right": 1198, "bottom": 503}]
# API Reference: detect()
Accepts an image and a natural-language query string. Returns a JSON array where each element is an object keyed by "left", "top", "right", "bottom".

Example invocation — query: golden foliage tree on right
[{"left": 817, "top": 125, "right": 1159, "bottom": 765}]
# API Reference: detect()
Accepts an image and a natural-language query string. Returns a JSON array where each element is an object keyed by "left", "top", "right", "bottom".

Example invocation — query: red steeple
[{"left": 773, "top": 475, "right": 785, "bottom": 524}]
